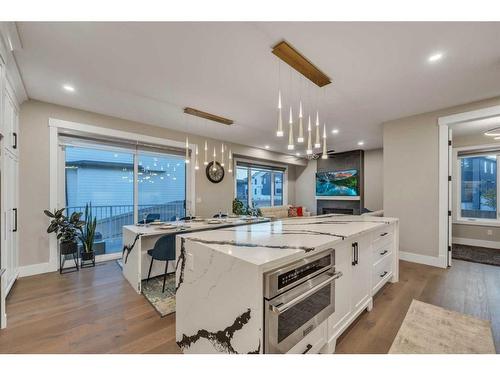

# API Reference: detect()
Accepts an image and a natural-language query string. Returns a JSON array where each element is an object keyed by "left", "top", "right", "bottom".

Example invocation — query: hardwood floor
[{"left": 0, "top": 259, "right": 498, "bottom": 354}]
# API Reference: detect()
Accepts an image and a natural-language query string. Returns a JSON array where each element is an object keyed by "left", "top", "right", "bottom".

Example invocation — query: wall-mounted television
[{"left": 316, "top": 169, "right": 359, "bottom": 197}]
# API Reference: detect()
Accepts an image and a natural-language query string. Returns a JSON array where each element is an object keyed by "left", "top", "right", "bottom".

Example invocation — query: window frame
[
  {"left": 455, "top": 149, "right": 500, "bottom": 226},
  {"left": 233, "top": 157, "right": 288, "bottom": 208}
]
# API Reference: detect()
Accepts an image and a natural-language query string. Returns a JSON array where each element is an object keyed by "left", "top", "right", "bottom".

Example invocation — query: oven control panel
[{"left": 277, "top": 254, "right": 331, "bottom": 290}]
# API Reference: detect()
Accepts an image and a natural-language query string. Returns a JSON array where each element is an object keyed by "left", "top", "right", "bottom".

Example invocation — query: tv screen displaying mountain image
[{"left": 316, "top": 169, "right": 359, "bottom": 197}]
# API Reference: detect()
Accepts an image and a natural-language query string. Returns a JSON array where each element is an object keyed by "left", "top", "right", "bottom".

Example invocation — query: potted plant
[
  {"left": 44, "top": 208, "right": 84, "bottom": 273},
  {"left": 232, "top": 198, "right": 246, "bottom": 216},
  {"left": 79, "top": 203, "right": 97, "bottom": 268}
]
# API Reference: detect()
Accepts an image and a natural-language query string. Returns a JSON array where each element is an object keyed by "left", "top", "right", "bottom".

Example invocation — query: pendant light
[
  {"left": 212, "top": 147, "right": 217, "bottom": 171},
  {"left": 204, "top": 141, "right": 208, "bottom": 165},
  {"left": 287, "top": 106, "right": 294, "bottom": 150},
  {"left": 297, "top": 101, "right": 304, "bottom": 143},
  {"left": 228, "top": 149, "right": 233, "bottom": 173},
  {"left": 306, "top": 115, "right": 313, "bottom": 155},
  {"left": 321, "top": 124, "right": 328, "bottom": 159},
  {"left": 314, "top": 111, "right": 321, "bottom": 149},
  {"left": 185, "top": 137, "right": 190, "bottom": 164},
  {"left": 195, "top": 144, "right": 200, "bottom": 170},
  {"left": 221, "top": 143, "right": 225, "bottom": 167},
  {"left": 276, "top": 91, "right": 284, "bottom": 137}
]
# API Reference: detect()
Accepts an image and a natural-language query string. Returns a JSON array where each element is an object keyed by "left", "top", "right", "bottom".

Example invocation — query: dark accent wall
[{"left": 316, "top": 150, "right": 364, "bottom": 215}]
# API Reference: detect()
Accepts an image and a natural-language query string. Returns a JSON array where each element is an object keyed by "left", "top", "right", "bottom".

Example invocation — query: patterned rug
[
  {"left": 452, "top": 243, "right": 500, "bottom": 267},
  {"left": 389, "top": 300, "right": 495, "bottom": 354},
  {"left": 141, "top": 274, "right": 176, "bottom": 317}
]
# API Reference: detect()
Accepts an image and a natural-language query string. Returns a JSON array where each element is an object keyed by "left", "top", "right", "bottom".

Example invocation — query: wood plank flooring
[{"left": 0, "top": 259, "right": 498, "bottom": 353}]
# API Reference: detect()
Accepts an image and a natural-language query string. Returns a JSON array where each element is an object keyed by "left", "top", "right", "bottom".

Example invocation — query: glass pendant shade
[
  {"left": 306, "top": 115, "right": 313, "bottom": 155},
  {"left": 322, "top": 124, "right": 328, "bottom": 159},
  {"left": 276, "top": 91, "right": 284, "bottom": 137},
  {"left": 185, "top": 137, "right": 190, "bottom": 163},
  {"left": 297, "top": 101, "right": 304, "bottom": 143},
  {"left": 228, "top": 149, "right": 233, "bottom": 173},
  {"left": 314, "top": 111, "right": 321, "bottom": 149},
  {"left": 195, "top": 144, "right": 199, "bottom": 170},
  {"left": 221, "top": 144, "right": 225, "bottom": 167},
  {"left": 287, "top": 106, "right": 294, "bottom": 150},
  {"left": 212, "top": 147, "right": 217, "bottom": 171},
  {"left": 204, "top": 141, "right": 208, "bottom": 165}
]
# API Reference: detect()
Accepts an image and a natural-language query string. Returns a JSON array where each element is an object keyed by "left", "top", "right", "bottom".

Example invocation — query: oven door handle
[{"left": 269, "top": 271, "right": 343, "bottom": 315}]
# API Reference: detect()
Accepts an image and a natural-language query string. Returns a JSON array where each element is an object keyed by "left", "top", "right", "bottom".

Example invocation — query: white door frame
[
  {"left": 48, "top": 118, "right": 196, "bottom": 271},
  {"left": 438, "top": 104, "right": 500, "bottom": 268}
]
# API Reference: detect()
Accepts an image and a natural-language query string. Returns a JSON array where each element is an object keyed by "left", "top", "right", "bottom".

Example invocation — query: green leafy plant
[
  {"left": 78, "top": 203, "right": 97, "bottom": 253},
  {"left": 44, "top": 208, "right": 84, "bottom": 243},
  {"left": 232, "top": 198, "right": 246, "bottom": 215},
  {"left": 483, "top": 188, "right": 497, "bottom": 209},
  {"left": 246, "top": 199, "right": 262, "bottom": 217}
]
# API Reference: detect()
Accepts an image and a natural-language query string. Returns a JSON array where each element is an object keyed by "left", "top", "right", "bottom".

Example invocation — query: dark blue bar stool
[
  {"left": 145, "top": 213, "right": 161, "bottom": 223},
  {"left": 146, "top": 234, "right": 176, "bottom": 293}
]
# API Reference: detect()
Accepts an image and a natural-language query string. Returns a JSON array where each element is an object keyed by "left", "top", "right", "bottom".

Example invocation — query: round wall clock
[{"left": 206, "top": 161, "right": 225, "bottom": 183}]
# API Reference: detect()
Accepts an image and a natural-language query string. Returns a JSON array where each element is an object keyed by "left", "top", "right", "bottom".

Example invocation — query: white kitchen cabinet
[
  {"left": 3, "top": 83, "right": 19, "bottom": 156},
  {"left": 328, "top": 242, "right": 352, "bottom": 335},
  {"left": 350, "top": 235, "right": 372, "bottom": 312},
  {"left": 2, "top": 149, "right": 19, "bottom": 295}
]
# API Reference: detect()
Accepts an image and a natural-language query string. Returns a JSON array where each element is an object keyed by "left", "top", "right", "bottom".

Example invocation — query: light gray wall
[
  {"left": 295, "top": 159, "right": 317, "bottom": 215},
  {"left": 383, "top": 96, "right": 500, "bottom": 259},
  {"left": 18, "top": 100, "right": 301, "bottom": 267},
  {"left": 364, "top": 149, "right": 383, "bottom": 211}
]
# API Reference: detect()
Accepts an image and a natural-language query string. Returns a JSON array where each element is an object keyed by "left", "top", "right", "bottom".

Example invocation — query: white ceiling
[
  {"left": 453, "top": 116, "right": 500, "bottom": 137},
  {"left": 13, "top": 22, "right": 500, "bottom": 155}
]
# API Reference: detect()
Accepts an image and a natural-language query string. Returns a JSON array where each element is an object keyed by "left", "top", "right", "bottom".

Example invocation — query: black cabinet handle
[
  {"left": 13, "top": 132, "right": 17, "bottom": 149},
  {"left": 380, "top": 271, "right": 388, "bottom": 278},
  {"left": 380, "top": 232, "right": 388, "bottom": 237},
  {"left": 302, "top": 344, "right": 313, "bottom": 354},
  {"left": 380, "top": 250, "right": 388, "bottom": 256},
  {"left": 351, "top": 243, "right": 356, "bottom": 266},
  {"left": 355, "top": 242, "right": 359, "bottom": 265},
  {"left": 13, "top": 208, "right": 18, "bottom": 232}
]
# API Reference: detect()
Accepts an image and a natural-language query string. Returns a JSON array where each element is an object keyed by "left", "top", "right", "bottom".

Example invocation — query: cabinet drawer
[
  {"left": 287, "top": 320, "right": 327, "bottom": 354},
  {"left": 372, "top": 254, "right": 392, "bottom": 293},
  {"left": 372, "top": 243, "right": 392, "bottom": 265},
  {"left": 372, "top": 229, "right": 393, "bottom": 249}
]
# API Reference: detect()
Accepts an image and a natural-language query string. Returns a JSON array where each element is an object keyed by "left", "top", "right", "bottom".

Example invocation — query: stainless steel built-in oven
[{"left": 264, "top": 248, "right": 342, "bottom": 354}]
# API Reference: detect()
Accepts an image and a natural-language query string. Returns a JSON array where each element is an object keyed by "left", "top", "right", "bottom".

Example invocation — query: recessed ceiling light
[
  {"left": 265, "top": 145, "right": 270, "bottom": 149},
  {"left": 63, "top": 84, "right": 75, "bottom": 92},
  {"left": 494, "top": 137, "right": 500, "bottom": 140},
  {"left": 332, "top": 129, "right": 339, "bottom": 134},
  {"left": 357, "top": 141, "right": 364, "bottom": 146},
  {"left": 296, "top": 152, "right": 301, "bottom": 156},
  {"left": 428, "top": 52, "right": 443, "bottom": 63}
]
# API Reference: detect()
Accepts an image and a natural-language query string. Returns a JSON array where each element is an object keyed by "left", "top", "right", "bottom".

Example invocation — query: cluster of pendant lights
[
  {"left": 184, "top": 136, "right": 233, "bottom": 173},
  {"left": 276, "top": 88, "right": 328, "bottom": 159}
]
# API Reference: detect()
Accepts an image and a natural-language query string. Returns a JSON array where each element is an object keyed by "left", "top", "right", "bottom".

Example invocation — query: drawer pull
[
  {"left": 380, "top": 232, "right": 388, "bottom": 237},
  {"left": 380, "top": 271, "right": 388, "bottom": 278},
  {"left": 379, "top": 250, "right": 388, "bottom": 256},
  {"left": 302, "top": 344, "right": 313, "bottom": 354}
]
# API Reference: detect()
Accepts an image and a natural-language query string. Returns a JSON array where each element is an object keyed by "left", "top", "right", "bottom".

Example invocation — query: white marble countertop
[
  {"left": 180, "top": 214, "right": 398, "bottom": 269},
  {"left": 123, "top": 217, "right": 269, "bottom": 236}
]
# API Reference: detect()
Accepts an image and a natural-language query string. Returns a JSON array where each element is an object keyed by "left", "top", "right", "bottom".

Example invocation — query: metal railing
[{"left": 66, "top": 202, "right": 185, "bottom": 253}]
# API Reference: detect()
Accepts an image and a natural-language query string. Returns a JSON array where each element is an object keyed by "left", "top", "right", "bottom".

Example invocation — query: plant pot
[
  {"left": 80, "top": 250, "right": 95, "bottom": 268},
  {"left": 60, "top": 241, "right": 78, "bottom": 255}
]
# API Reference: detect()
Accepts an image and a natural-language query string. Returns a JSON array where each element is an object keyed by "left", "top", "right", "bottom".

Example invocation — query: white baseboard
[
  {"left": 18, "top": 262, "right": 56, "bottom": 277},
  {"left": 452, "top": 237, "right": 500, "bottom": 249},
  {"left": 399, "top": 251, "right": 447, "bottom": 268}
]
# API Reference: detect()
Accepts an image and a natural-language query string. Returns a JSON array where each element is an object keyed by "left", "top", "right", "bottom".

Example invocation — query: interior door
[
  {"left": 3, "top": 151, "right": 19, "bottom": 294},
  {"left": 447, "top": 128, "right": 453, "bottom": 267}
]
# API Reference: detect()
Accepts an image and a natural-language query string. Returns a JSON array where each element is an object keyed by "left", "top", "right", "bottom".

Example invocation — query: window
[
  {"left": 235, "top": 162, "right": 286, "bottom": 208},
  {"left": 64, "top": 141, "right": 187, "bottom": 255},
  {"left": 459, "top": 154, "right": 497, "bottom": 220}
]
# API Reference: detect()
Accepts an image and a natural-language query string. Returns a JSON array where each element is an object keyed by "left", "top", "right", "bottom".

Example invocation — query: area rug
[
  {"left": 141, "top": 274, "right": 176, "bottom": 317},
  {"left": 389, "top": 299, "right": 495, "bottom": 354},
  {"left": 452, "top": 243, "right": 500, "bottom": 267}
]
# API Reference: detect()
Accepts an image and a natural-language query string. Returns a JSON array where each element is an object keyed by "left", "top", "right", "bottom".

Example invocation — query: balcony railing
[{"left": 66, "top": 202, "right": 185, "bottom": 254}]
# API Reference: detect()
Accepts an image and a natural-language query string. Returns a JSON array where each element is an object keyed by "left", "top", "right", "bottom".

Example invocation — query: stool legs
[
  {"left": 147, "top": 257, "right": 154, "bottom": 282},
  {"left": 162, "top": 260, "right": 169, "bottom": 293}
]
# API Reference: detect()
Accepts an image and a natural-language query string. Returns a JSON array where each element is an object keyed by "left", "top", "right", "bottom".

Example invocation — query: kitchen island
[{"left": 175, "top": 214, "right": 399, "bottom": 354}]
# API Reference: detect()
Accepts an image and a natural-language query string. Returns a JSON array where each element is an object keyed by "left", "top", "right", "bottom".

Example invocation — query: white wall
[
  {"left": 295, "top": 159, "right": 317, "bottom": 215},
  {"left": 364, "top": 149, "right": 383, "bottom": 211}
]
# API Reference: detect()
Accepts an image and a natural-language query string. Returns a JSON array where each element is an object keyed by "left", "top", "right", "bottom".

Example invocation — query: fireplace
[{"left": 322, "top": 207, "right": 354, "bottom": 215}]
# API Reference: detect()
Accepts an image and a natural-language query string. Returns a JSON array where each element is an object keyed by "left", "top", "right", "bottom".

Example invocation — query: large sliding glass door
[{"left": 63, "top": 142, "right": 186, "bottom": 256}]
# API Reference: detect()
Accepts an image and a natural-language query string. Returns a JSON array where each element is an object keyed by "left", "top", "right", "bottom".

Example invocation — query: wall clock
[{"left": 206, "top": 161, "right": 225, "bottom": 183}]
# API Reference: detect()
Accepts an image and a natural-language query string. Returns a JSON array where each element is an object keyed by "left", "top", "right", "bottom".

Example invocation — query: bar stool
[{"left": 146, "top": 234, "right": 176, "bottom": 293}]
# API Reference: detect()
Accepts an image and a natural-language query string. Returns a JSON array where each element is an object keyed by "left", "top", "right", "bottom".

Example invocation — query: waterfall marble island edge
[{"left": 175, "top": 215, "right": 399, "bottom": 354}]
